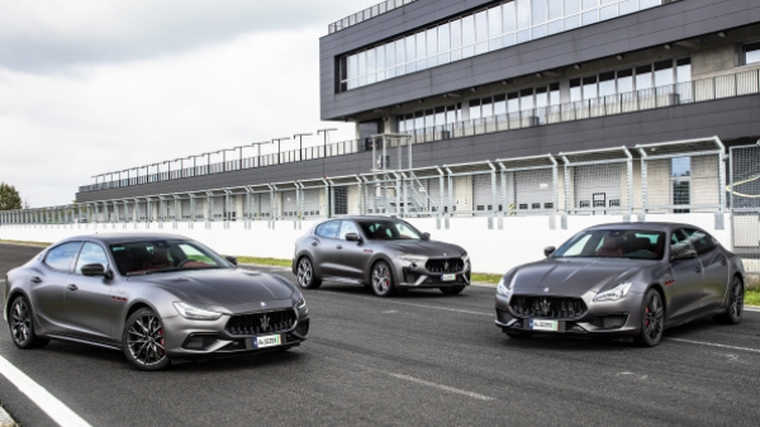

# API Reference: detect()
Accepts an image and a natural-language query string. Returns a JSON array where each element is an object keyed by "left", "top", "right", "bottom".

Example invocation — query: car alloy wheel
[
  {"left": 123, "top": 308, "right": 170, "bottom": 371},
  {"left": 297, "top": 257, "right": 322, "bottom": 289},
  {"left": 715, "top": 276, "right": 744, "bottom": 324},
  {"left": 637, "top": 288, "right": 664, "bottom": 347},
  {"left": 371, "top": 261, "right": 395, "bottom": 297},
  {"left": 9, "top": 296, "right": 48, "bottom": 349}
]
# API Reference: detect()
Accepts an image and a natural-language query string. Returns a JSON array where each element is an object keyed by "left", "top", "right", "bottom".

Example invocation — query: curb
[{"left": 0, "top": 405, "right": 18, "bottom": 427}]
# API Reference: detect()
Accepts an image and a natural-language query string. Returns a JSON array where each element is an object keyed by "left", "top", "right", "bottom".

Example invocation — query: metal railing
[{"left": 77, "top": 67, "right": 760, "bottom": 195}]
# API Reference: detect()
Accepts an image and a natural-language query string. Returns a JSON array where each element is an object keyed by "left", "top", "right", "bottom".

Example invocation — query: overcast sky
[{"left": 0, "top": 0, "right": 381, "bottom": 207}]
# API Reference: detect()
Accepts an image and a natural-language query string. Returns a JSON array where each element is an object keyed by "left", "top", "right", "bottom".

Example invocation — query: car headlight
[
  {"left": 395, "top": 254, "right": 427, "bottom": 265},
  {"left": 173, "top": 302, "right": 222, "bottom": 320},
  {"left": 593, "top": 282, "right": 633, "bottom": 302},
  {"left": 496, "top": 275, "right": 511, "bottom": 297}
]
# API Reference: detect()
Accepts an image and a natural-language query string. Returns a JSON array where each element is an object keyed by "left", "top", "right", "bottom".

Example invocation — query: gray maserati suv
[{"left": 292, "top": 216, "right": 470, "bottom": 297}]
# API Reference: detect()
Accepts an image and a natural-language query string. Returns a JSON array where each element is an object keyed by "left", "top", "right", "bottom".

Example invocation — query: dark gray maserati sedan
[
  {"left": 495, "top": 222, "right": 745, "bottom": 346},
  {"left": 293, "top": 216, "right": 470, "bottom": 297},
  {"left": 3, "top": 233, "right": 309, "bottom": 370}
]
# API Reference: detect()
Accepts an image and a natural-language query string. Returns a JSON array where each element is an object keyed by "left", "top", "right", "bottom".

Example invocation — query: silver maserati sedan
[
  {"left": 293, "top": 216, "right": 470, "bottom": 297},
  {"left": 3, "top": 233, "right": 309, "bottom": 370},
  {"left": 495, "top": 222, "right": 745, "bottom": 346}
]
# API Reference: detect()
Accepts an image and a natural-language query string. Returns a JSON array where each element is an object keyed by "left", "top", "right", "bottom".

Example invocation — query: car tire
[
  {"left": 370, "top": 260, "right": 395, "bottom": 297},
  {"left": 122, "top": 307, "right": 171, "bottom": 371},
  {"left": 8, "top": 296, "right": 49, "bottom": 349},
  {"left": 296, "top": 257, "right": 322, "bottom": 289},
  {"left": 440, "top": 285, "right": 465, "bottom": 295},
  {"left": 635, "top": 288, "right": 664, "bottom": 347},
  {"left": 714, "top": 275, "right": 744, "bottom": 325}
]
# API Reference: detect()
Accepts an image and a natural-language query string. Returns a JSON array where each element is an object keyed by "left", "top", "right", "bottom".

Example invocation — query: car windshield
[
  {"left": 553, "top": 229, "right": 665, "bottom": 260},
  {"left": 358, "top": 219, "right": 424, "bottom": 240},
  {"left": 110, "top": 239, "right": 231, "bottom": 276}
]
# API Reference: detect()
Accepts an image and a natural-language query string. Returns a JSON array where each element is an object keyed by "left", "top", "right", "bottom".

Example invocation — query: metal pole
[
  {"left": 272, "top": 137, "right": 290, "bottom": 165},
  {"left": 294, "top": 133, "right": 312, "bottom": 162}
]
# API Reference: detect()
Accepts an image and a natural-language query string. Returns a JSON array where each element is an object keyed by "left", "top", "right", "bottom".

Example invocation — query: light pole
[
  {"left": 250, "top": 141, "right": 270, "bottom": 168},
  {"left": 272, "top": 137, "right": 290, "bottom": 164},
  {"left": 317, "top": 128, "right": 337, "bottom": 158},
  {"left": 293, "top": 133, "right": 312, "bottom": 162}
]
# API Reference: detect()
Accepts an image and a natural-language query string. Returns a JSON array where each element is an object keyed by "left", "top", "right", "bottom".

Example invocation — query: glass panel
[
  {"left": 599, "top": 72, "right": 616, "bottom": 97},
  {"left": 565, "top": 0, "right": 581, "bottom": 15},
  {"left": 469, "top": 99, "right": 481, "bottom": 121},
  {"left": 395, "top": 39, "right": 405, "bottom": 76},
  {"left": 570, "top": 79, "right": 582, "bottom": 102},
  {"left": 535, "top": 87, "right": 548, "bottom": 108},
  {"left": 520, "top": 88, "right": 534, "bottom": 110},
  {"left": 600, "top": 4, "right": 617, "bottom": 21},
  {"left": 481, "top": 97, "right": 493, "bottom": 117},
  {"left": 450, "top": 19, "right": 462, "bottom": 48},
  {"left": 376, "top": 45, "right": 386, "bottom": 81},
  {"left": 582, "top": 0, "right": 598, "bottom": 10},
  {"left": 582, "top": 76, "right": 598, "bottom": 100},
  {"left": 564, "top": 14, "right": 580, "bottom": 30},
  {"left": 617, "top": 69, "right": 633, "bottom": 92},
  {"left": 366, "top": 48, "right": 376, "bottom": 84},
  {"left": 507, "top": 92, "right": 520, "bottom": 113},
  {"left": 620, "top": 0, "right": 636, "bottom": 14},
  {"left": 635, "top": 65, "right": 653, "bottom": 90},
  {"left": 438, "top": 23, "right": 450, "bottom": 64},
  {"left": 405, "top": 34, "right": 416, "bottom": 73},
  {"left": 549, "top": 83, "right": 560, "bottom": 105},
  {"left": 503, "top": 2, "right": 516, "bottom": 33},
  {"left": 489, "top": 5, "right": 502, "bottom": 37},
  {"left": 427, "top": 27, "right": 438, "bottom": 68},
  {"left": 516, "top": 0, "right": 531, "bottom": 31},
  {"left": 462, "top": 14, "right": 475, "bottom": 57},
  {"left": 416, "top": 31, "right": 426, "bottom": 71},
  {"left": 494, "top": 94, "right": 507, "bottom": 116},
  {"left": 676, "top": 58, "right": 691, "bottom": 83},
  {"left": 532, "top": 0, "right": 547, "bottom": 26},
  {"left": 548, "top": 20, "right": 564, "bottom": 35},
  {"left": 582, "top": 10, "right": 598, "bottom": 25},
  {"left": 640, "top": 0, "right": 660, "bottom": 10},
  {"left": 475, "top": 10, "right": 489, "bottom": 54},
  {"left": 385, "top": 42, "right": 395, "bottom": 79},
  {"left": 745, "top": 43, "right": 760, "bottom": 64},
  {"left": 549, "top": 0, "right": 564, "bottom": 20}
]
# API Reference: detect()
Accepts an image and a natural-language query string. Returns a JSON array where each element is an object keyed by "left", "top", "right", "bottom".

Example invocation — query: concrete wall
[{"left": 0, "top": 213, "right": 730, "bottom": 275}]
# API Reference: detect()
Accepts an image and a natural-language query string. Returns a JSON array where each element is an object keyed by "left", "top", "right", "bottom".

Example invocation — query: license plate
[
  {"left": 253, "top": 334, "right": 282, "bottom": 349},
  {"left": 441, "top": 273, "right": 456, "bottom": 282},
  {"left": 530, "top": 319, "right": 559, "bottom": 331}
]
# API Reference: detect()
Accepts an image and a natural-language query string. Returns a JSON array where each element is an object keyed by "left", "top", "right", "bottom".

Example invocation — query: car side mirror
[
  {"left": 345, "top": 232, "right": 363, "bottom": 243},
  {"left": 81, "top": 263, "right": 113, "bottom": 279},
  {"left": 422, "top": 232, "right": 431, "bottom": 241},
  {"left": 671, "top": 248, "right": 697, "bottom": 261},
  {"left": 225, "top": 255, "right": 238, "bottom": 266},
  {"left": 544, "top": 246, "right": 556, "bottom": 257}
]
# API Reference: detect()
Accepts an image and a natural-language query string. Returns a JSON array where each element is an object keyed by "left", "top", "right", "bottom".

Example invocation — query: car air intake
[
  {"left": 225, "top": 309, "right": 297, "bottom": 335},
  {"left": 509, "top": 296, "right": 587, "bottom": 319},
  {"left": 426, "top": 258, "right": 464, "bottom": 273}
]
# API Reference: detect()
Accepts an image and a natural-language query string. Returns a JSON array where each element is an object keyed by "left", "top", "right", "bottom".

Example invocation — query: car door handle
[
  {"left": 336, "top": 245, "right": 343, "bottom": 250},
  {"left": 31, "top": 276, "right": 42, "bottom": 284},
  {"left": 695, "top": 267, "right": 701, "bottom": 273},
  {"left": 311, "top": 242, "right": 318, "bottom": 247},
  {"left": 721, "top": 260, "right": 727, "bottom": 266},
  {"left": 67, "top": 284, "right": 78, "bottom": 291}
]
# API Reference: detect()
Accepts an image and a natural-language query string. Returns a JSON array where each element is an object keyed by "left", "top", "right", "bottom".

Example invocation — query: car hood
[
  {"left": 141, "top": 268, "right": 295, "bottom": 312},
  {"left": 511, "top": 258, "right": 646, "bottom": 296},
  {"left": 380, "top": 240, "right": 466, "bottom": 257}
]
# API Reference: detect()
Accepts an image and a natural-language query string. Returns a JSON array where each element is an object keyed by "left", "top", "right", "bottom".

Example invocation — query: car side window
[
  {"left": 338, "top": 220, "right": 359, "bottom": 240},
  {"left": 44, "top": 241, "right": 83, "bottom": 272},
  {"left": 683, "top": 228, "right": 716, "bottom": 254},
  {"left": 670, "top": 229, "right": 694, "bottom": 254},
  {"left": 315, "top": 221, "right": 340, "bottom": 238},
  {"left": 75, "top": 242, "right": 109, "bottom": 274}
]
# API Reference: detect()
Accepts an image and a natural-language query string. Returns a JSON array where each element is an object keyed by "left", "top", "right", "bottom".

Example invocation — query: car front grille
[
  {"left": 426, "top": 258, "right": 464, "bottom": 273},
  {"left": 509, "top": 296, "right": 587, "bottom": 320},
  {"left": 225, "top": 308, "right": 297, "bottom": 336}
]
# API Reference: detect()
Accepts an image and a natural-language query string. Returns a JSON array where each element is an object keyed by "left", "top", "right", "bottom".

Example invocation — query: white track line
[
  {"left": 0, "top": 355, "right": 92, "bottom": 427},
  {"left": 667, "top": 338, "right": 760, "bottom": 354},
  {"left": 387, "top": 372, "right": 496, "bottom": 401}
]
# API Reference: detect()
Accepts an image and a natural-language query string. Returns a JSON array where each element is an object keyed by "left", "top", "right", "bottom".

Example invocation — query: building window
[
  {"left": 672, "top": 157, "right": 691, "bottom": 213},
  {"left": 338, "top": 0, "right": 668, "bottom": 92},
  {"left": 743, "top": 42, "right": 760, "bottom": 65}
]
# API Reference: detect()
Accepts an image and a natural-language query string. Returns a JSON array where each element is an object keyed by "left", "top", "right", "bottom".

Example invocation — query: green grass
[{"left": 237, "top": 256, "right": 292, "bottom": 267}]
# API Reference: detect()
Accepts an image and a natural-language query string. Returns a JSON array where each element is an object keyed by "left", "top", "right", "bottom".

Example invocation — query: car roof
[
  {"left": 57, "top": 233, "right": 193, "bottom": 245},
  {"left": 583, "top": 222, "right": 704, "bottom": 233}
]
